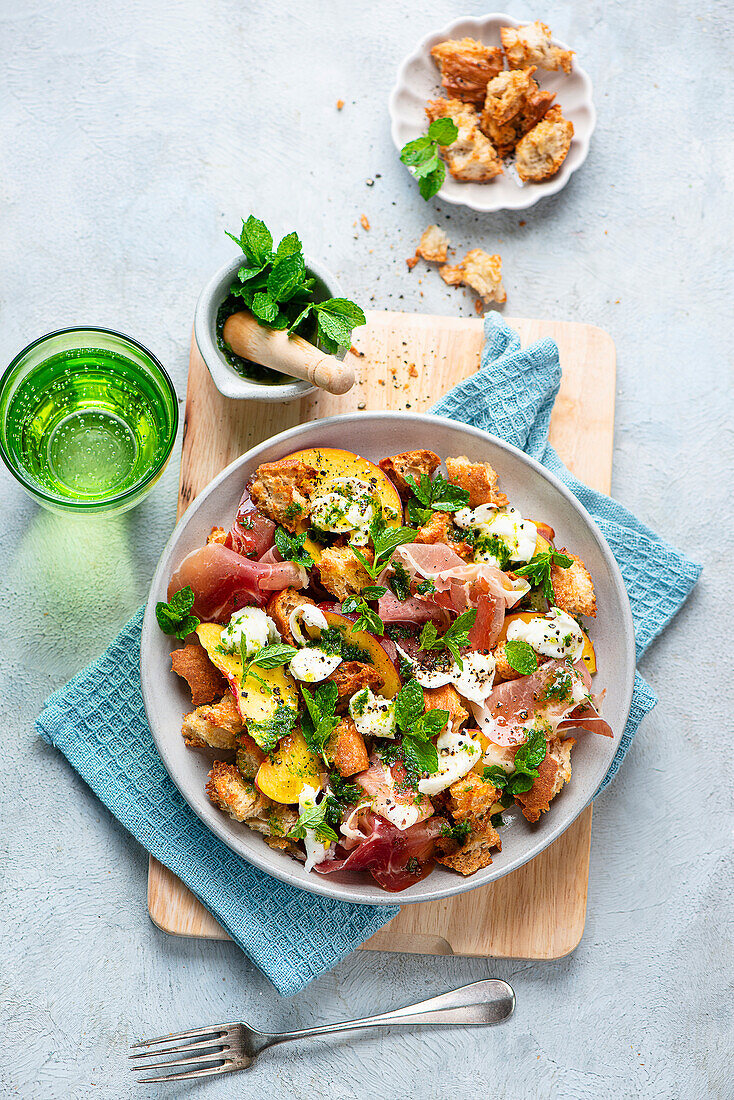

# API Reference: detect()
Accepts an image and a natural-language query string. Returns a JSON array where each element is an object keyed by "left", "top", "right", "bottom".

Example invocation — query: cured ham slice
[
  {"left": 315, "top": 811, "right": 445, "bottom": 891},
  {"left": 377, "top": 590, "right": 449, "bottom": 628},
  {"left": 356, "top": 760, "right": 434, "bottom": 831},
  {"left": 468, "top": 590, "right": 504, "bottom": 650},
  {"left": 168, "top": 543, "right": 307, "bottom": 621},
  {"left": 471, "top": 658, "right": 596, "bottom": 746},
  {"left": 394, "top": 544, "right": 528, "bottom": 613},
  {"left": 226, "top": 487, "right": 276, "bottom": 559},
  {"left": 558, "top": 701, "right": 613, "bottom": 738}
]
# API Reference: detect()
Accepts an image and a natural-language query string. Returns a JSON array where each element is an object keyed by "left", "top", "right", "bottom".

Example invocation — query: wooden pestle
[{"left": 222, "top": 311, "right": 356, "bottom": 395}]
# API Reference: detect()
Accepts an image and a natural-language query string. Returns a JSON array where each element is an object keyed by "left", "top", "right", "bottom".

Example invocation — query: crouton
[
  {"left": 480, "top": 68, "right": 554, "bottom": 156},
  {"left": 515, "top": 106, "right": 574, "bottom": 182},
  {"left": 492, "top": 641, "right": 524, "bottom": 683},
  {"left": 436, "top": 810, "right": 501, "bottom": 874},
  {"left": 182, "top": 692, "right": 243, "bottom": 749},
  {"left": 248, "top": 458, "right": 317, "bottom": 531},
  {"left": 171, "top": 644, "right": 227, "bottom": 706},
  {"left": 379, "top": 450, "right": 441, "bottom": 499},
  {"left": 206, "top": 762, "right": 298, "bottom": 841},
  {"left": 430, "top": 37, "right": 504, "bottom": 106},
  {"left": 326, "top": 715, "right": 370, "bottom": 776},
  {"left": 423, "top": 684, "right": 469, "bottom": 730},
  {"left": 266, "top": 587, "right": 317, "bottom": 644},
  {"left": 207, "top": 526, "right": 227, "bottom": 545},
  {"left": 328, "top": 661, "right": 383, "bottom": 713},
  {"left": 415, "top": 225, "right": 451, "bottom": 263},
  {"left": 501, "top": 22, "right": 573, "bottom": 74},
  {"left": 426, "top": 98, "right": 503, "bottom": 182},
  {"left": 318, "top": 545, "right": 374, "bottom": 601},
  {"left": 445, "top": 455, "right": 508, "bottom": 508},
  {"left": 551, "top": 552, "right": 596, "bottom": 618},
  {"left": 439, "top": 264, "right": 464, "bottom": 287},
  {"left": 446, "top": 771, "right": 499, "bottom": 823},
  {"left": 414, "top": 510, "right": 474, "bottom": 561},
  {"left": 448, "top": 249, "right": 507, "bottom": 305},
  {"left": 514, "top": 737, "right": 574, "bottom": 823},
  {"left": 235, "top": 732, "right": 266, "bottom": 779}
]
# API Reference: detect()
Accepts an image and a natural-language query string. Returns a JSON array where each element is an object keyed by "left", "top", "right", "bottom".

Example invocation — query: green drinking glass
[{"left": 0, "top": 327, "right": 178, "bottom": 515}]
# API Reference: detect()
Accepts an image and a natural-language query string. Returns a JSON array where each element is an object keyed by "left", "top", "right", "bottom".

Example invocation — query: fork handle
[{"left": 263, "top": 980, "right": 514, "bottom": 1048}]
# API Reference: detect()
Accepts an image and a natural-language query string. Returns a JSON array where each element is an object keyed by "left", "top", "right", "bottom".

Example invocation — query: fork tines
[{"left": 129, "top": 1024, "right": 236, "bottom": 1083}]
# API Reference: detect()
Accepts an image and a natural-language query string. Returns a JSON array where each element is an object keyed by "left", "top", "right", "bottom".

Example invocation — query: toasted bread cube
[
  {"left": 248, "top": 458, "right": 317, "bottom": 531},
  {"left": 327, "top": 715, "right": 370, "bottom": 776},
  {"left": 423, "top": 684, "right": 470, "bottom": 730},
  {"left": 182, "top": 692, "right": 244, "bottom": 749},
  {"left": 426, "top": 99, "right": 503, "bottom": 182},
  {"left": 266, "top": 586, "right": 318, "bottom": 644},
  {"left": 430, "top": 37, "right": 504, "bottom": 106},
  {"left": 439, "top": 264, "right": 464, "bottom": 287},
  {"left": 462, "top": 249, "right": 507, "bottom": 304},
  {"left": 328, "top": 661, "right": 383, "bottom": 713},
  {"left": 514, "top": 738, "right": 574, "bottom": 823},
  {"left": 235, "top": 732, "right": 266, "bottom": 779},
  {"left": 207, "top": 526, "right": 227, "bottom": 545},
  {"left": 436, "top": 810, "right": 501, "bottom": 874},
  {"left": 318, "top": 545, "right": 374, "bottom": 601},
  {"left": 445, "top": 456, "right": 508, "bottom": 509},
  {"left": 206, "top": 762, "right": 297, "bottom": 840},
  {"left": 480, "top": 68, "right": 554, "bottom": 156},
  {"left": 515, "top": 106, "right": 574, "bottom": 182},
  {"left": 171, "top": 644, "right": 227, "bottom": 706},
  {"left": 414, "top": 510, "right": 474, "bottom": 561},
  {"left": 415, "top": 225, "right": 451, "bottom": 263},
  {"left": 550, "top": 551, "right": 596, "bottom": 618},
  {"left": 379, "top": 449, "right": 441, "bottom": 498},
  {"left": 446, "top": 771, "right": 499, "bottom": 823},
  {"left": 501, "top": 22, "right": 573, "bottom": 74}
]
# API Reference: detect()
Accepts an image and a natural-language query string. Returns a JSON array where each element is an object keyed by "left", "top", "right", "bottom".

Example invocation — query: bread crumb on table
[
  {"left": 360, "top": 214, "right": 370, "bottom": 230},
  {"left": 336, "top": 98, "right": 344, "bottom": 109}
]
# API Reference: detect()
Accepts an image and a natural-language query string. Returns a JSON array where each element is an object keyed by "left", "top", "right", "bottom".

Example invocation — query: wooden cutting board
[{"left": 148, "top": 310, "right": 615, "bottom": 960}]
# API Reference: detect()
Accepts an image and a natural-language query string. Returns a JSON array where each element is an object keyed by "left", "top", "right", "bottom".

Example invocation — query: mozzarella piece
[
  {"left": 309, "top": 476, "right": 376, "bottom": 545},
  {"left": 349, "top": 687, "right": 397, "bottom": 739},
  {"left": 219, "top": 607, "right": 280, "bottom": 657},
  {"left": 373, "top": 770, "right": 428, "bottom": 830},
  {"left": 298, "top": 784, "right": 331, "bottom": 872},
  {"left": 288, "top": 603, "right": 329, "bottom": 647},
  {"left": 456, "top": 504, "right": 537, "bottom": 566},
  {"left": 506, "top": 607, "right": 584, "bottom": 661},
  {"left": 289, "top": 646, "right": 342, "bottom": 682},
  {"left": 481, "top": 740, "right": 516, "bottom": 774},
  {"left": 450, "top": 651, "right": 496, "bottom": 705},
  {"left": 395, "top": 645, "right": 495, "bottom": 704},
  {"left": 418, "top": 727, "right": 482, "bottom": 796}
]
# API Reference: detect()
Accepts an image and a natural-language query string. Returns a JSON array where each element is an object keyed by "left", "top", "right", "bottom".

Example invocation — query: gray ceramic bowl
[
  {"left": 194, "top": 254, "right": 344, "bottom": 402},
  {"left": 142, "top": 413, "right": 635, "bottom": 905}
]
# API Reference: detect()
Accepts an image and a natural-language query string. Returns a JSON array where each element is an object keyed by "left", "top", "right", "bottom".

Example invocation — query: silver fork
[{"left": 129, "top": 978, "right": 515, "bottom": 1083}]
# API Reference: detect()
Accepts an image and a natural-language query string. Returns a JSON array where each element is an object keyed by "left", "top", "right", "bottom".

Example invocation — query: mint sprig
[
  {"left": 301, "top": 681, "right": 340, "bottom": 761},
  {"left": 419, "top": 609, "right": 477, "bottom": 668},
  {"left": 274, "top": 526, "right": 313, "bottom": 567},
  {"left": 225, "top": 216, "right": 366, "bottom": 352},
  {"left": 340, "top": 595, "right": 385, "bottom": 636},
  {"left": 514, "top": 550, "right": 574, "bottom": 602},
  {"left": 400, "top": 118, "right": 459, "bottom": 200},
  {"left": 156, "top": 586, "right": 200, "bottom": 640},
  {"left": 289, "top": 798, "right": 338, "bottom": 844},
  {"left": 351, "top": 512, "right": 416, "bottom": 580}
]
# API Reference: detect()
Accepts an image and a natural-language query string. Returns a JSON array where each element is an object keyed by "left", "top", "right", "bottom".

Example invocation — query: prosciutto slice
[
  {"left": 377, "top": 590, "right": 449, "bottom": 628},
  {"left": 226, "top": 486, "right": 276, "bottom": 559},
  {"left": 315, "top": 811, "right": 445, "bottom": 892},
  {"left": 356, "top": 760, "right": 434, "bottom": 831},
  {"left": 394, "top": 544, "right": 527, "bottom": 613},
  {"left": 558, "top": 700, "right": 613, "bottom": 738},
  {"left": 471, "top": 658, "right": 598, "bottom": 747},
  {"left": 468, "top": 591, "right": 505, "bottom": 651},
  {"left": 168, "top": 542, "right": 307, "bottom": 621}
]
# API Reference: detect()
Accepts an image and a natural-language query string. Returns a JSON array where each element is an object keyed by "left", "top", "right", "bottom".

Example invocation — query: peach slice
[
  {"left": 283, "top": 446, "right": 403, "bottom": 562},
  {"left": 496, "top": 611, "right": 596, "bottom": 674},
  {"left": 322, "top": 609, "right": 402, "bottom": 697},
  {"left": 255, "top": 728, "right": 324, "bottom": 804},
  {"left": 195, "top": 623, "right": 300, "bottom": 746}
]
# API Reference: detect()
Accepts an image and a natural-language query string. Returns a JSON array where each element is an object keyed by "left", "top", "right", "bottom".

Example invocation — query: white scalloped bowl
[{"left": 389, "top": 13, "right": 596, "bottom": 212}]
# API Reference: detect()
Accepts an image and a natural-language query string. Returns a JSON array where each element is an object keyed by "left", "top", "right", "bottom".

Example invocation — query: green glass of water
[{"left": 0, "top": 327, "right": 178, "bottom": 515}]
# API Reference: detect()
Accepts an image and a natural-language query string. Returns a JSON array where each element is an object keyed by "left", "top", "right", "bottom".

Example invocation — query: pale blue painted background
[{"left": 1, "top": 2, "right": 732, "bottom": 1097}]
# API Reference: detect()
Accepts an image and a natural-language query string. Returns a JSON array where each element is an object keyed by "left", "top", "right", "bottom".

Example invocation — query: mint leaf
[
  {"left": 227, "top": 215, "right": 273, "bottom": 267},
  {"left": 276, "top": 230, "right": 302, "bottom": 258},
  {"left": 274, "top": 526, "right": 313, "bottom": 567},
  {"left": 482, "top": 765, "right": 510, "bottom": 789},
  {"left": 406, "top": 471, "right": 469, "bottom": 513},
  {"left": 418, "top": 164, "right": 446, "bottom": 201},
  {"left": 388, "top": 562, "right": 411, "bottom": 602},
  {"left": 250, "top": 292, "right": 280, "bottom": 324},
  {"left": 412, "top": 708, "right": 450, "bottom": 738},
  {"left": 287, "top": 302, "right": 313, "bottom": 335},
  {"left": 328, "top": 773, "right": 362, "bottom": 805},
  {"left": 247, "top": 705, "right": 297, "bottom": 753},
  {"left": 419, "top": 610, "right": 477, "bottom": 666},
  {"left": 514, "top": 550, "right": 574, "bottom": 601},
  {"left": 249, "top": 643, "right": 298, "bottom": 670},
  {"left": 156, "top": 586, "right": 200, "bottom": 640},
  {"left": 513, "top": 726, "right": 547, "bottom": 778},
  {"left": 289, "top": 798, "right": 339, "bottom": 844},
  {"left": 340, "top": 595, "right": 384, "bottom": 636},
  {"left": 427, "top": 117, "right": 459, "bottom": 145},
  {"left": 504, "top": 639, "right": 538, "bottom": 675},
  {"left": 267, "top": 252, "right": 307, "bottom": 302},
  {"left": 361, "top": 585, "right": 387, "bottom": 600},
  {"left": 301, "top": 681, "right": 339, "bottom": 760},
  {"left": 394, "top": 679, "right": 425, "bottom": 731},
  {"left": 400, "top": 135, "right": 432, "bottom": 166},
  {"left": 402, "top": 733, "right": 438, "bottom": 779}
]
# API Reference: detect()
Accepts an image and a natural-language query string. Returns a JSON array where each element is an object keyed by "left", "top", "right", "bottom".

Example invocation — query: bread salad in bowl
[{"left": 154, "top": 442, "right": 612, "bottom": 895}]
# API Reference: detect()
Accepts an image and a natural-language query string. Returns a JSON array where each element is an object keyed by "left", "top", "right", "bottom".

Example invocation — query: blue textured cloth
[
  {"left": 37, "top": 314, "right": 701, "bottom": 996},
  {"left": 430, "top": 313, "right": 701, "bottom": 790}
]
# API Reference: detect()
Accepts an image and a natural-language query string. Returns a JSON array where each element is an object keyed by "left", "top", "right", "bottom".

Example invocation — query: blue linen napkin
[{"left": 37, "top": 313, "right": 701, "bottom": 996}]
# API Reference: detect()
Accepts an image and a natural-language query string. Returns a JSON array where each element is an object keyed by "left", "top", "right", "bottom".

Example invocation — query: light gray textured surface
[{"left": 1, "top": 2, "right": 731, "bottom": 1098}]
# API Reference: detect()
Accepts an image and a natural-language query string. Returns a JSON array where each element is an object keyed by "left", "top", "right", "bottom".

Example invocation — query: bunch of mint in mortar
[{"left": 224, "top": 216, "right": 366, "bottom": 354}]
